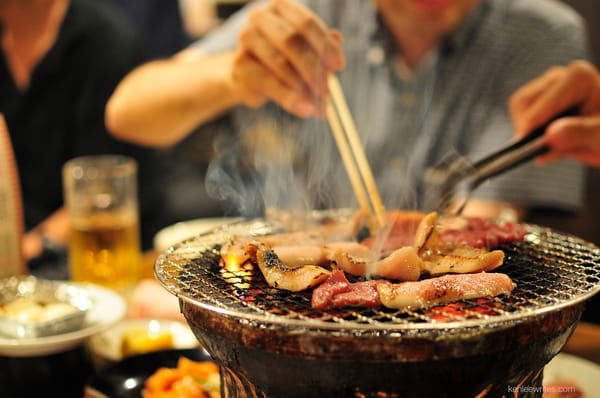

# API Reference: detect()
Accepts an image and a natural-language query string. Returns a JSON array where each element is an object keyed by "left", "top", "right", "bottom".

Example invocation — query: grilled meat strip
[
  {"left": 376, "top": 272, "right": 516, "bottom": 310},
  {"left": 312, "top": 270, "right": 515, "bottom": 311},
  {"left": 311, "top": 270, "right": 382, "bottom": 310},
  {"left": 245, "top": 241, "right": 331, "bottom": 292}
]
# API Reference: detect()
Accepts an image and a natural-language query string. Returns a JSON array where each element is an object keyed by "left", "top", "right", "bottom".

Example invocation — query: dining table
[
  {"left": 3, "top": 246, "right": 600, "bottom": 398},
  {"left": 563, "top": 321, "right": 600, "bottom": 365}
]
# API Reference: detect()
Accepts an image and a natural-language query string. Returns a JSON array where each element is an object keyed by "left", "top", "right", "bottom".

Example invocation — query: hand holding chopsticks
[{"left": 326, "top": 74, "right": 386, "bottom": 227}]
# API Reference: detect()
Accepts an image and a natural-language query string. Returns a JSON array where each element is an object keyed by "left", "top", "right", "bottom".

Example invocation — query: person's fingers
[
  {"left": 527, "top": 61, "right": 600, "bottom": 119},
  {"left": 330, "top": 29, "right": 343, "bottom": 47},
  {"left": 232, "top": 52, "right": 274, "bottom": 107},
  {"left": 253, "top": 10, "right": 327, "bottom": 96},
  {"left": 568, "top": 60, "right": 600, "bottom": 114},
  {"left": 534, "top": 115, "right": 600, "bottom": 166},
  {"left": 535, "top": 151, "right": 564, "bottom": 165},
  {"left": 546, "top": 116, "right": 600, "bottom": 154},
  {"left": 272, "top": 0, "right": 345, "bottom": 70},
  {"left": 509, "top": 67, "right": 565, "bottom": 136},
  {"left": 510, "top": 61, "right": 600, "bottom": 138},
  {"left": 238, "top": 21, "right": 304, "bottom": 93},
  {"left": 510, "top": 68, "right": 560, "bottom": 111},
  {"left": 232, "top": 0, "right": 347, "bottom": 116},
  {"left": 233, "top": 51, "right": 317, "bottom": 117},
  {"left": 313, "top": 94, "right": 326, "bottom": 118}
]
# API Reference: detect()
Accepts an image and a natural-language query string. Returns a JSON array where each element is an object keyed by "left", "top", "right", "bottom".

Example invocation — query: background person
[
  {"left": 105, "top": 0, "right": 590, "bottom": 223},
  {"left": 0, "top": 0, "right": 163, "bottom": 277},
  {"left": 105, "top": 0, "right": 192, "bottom": 60}
]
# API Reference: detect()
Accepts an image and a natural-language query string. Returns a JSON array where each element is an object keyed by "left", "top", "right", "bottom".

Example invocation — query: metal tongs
[{"left": 429, "top": 106, "right": 579, "bottom": 215}]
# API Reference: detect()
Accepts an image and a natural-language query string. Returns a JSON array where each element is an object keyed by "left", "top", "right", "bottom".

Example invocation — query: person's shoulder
[
  {"left": 495, "top": 0, "right": 584, "bottom": 29},
  {"left": 481, "top": 0, "right": 587, "bottom": 51},
  {"left": 61, "top": 0, "right": 143, "bottom": 63},
  {"left": 66, "top": 0, "right": 139, "bottom": 42}
]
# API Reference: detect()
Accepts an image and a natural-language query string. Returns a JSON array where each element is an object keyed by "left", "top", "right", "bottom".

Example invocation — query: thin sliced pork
[
  {"left": 311, "top": 270, "right": 382, "bottom": 310},
  {"left": 438, "top": 217, "right": 527, "bottom": 249},
  {"left": 376, "top": 272, "right": 516, "bottom": 310}
]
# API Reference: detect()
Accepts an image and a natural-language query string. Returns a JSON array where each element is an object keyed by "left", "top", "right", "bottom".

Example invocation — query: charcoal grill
[{"left": 155, "top": 212, "right": 600, "bottom": 398}]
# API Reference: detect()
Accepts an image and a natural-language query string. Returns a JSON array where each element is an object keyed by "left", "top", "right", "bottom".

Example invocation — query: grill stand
[{"left": 181, "top": 299, "right": 582, "bottom": 398}]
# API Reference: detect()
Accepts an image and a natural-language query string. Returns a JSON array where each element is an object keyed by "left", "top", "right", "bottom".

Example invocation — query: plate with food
[
  {"left": 0, "top": 276, "right": 126, "bottom": 357},
  {"left": 0, "top": 276, "right": 92, "bottom": 339},
  {"left": 85, "top": 348, "right": 219, "bottom": 398},
  {"left": 87, "top": 318, "right": 199, "bottom": 368},
  {"left": 153, "top": 217, "right": 242, "bottom": 252},
  {"left": 543, "top": 353, "right": 600, "bottom": 397}
]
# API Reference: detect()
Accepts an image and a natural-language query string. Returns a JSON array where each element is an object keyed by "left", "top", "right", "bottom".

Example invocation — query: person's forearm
[
  {"left": 23, "top": 208, "right": 70, "bottom": 261},
  {"left": 105, "top": 50, "right": 240, "bottom": 147}
]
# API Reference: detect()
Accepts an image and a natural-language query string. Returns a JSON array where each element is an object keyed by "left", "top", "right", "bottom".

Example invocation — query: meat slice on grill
[
  {"left": 311, "top": 270, "right": 516, "bottom": 311},
  {"left": 272, "top": 243, "right": 422, "bottom": 281},
  {"left": 245, "top": 241, "right": 331, "bottom": 292},
  {"left": 438, "top": 216, "right": 527, "bottom": 249},
  {"left": 227, "top": 210, "right": 524, "bottom": 296},
  {"left": 376, "top": 272, "right": 516, "bottom": 310},
  {"left": 311, "top": 269, "right": 382, "bottom": 310},
  {"left": 240, "top": 212, "right": 508, "bottom": 287},
  {"left": 271, "top": 241, "right": 503, "bottom": 282},
  {"left": 414, "top": 211, "right": 439, "bottom": 253},
  {"left": 362, "top": 211, "right": 527, "bottom": 255},
  {"left": 421, "top": 245, "right": 505, "bottom": 275},
  {"left": 220, "top": 232, "right": 331, "bottom": 267}
]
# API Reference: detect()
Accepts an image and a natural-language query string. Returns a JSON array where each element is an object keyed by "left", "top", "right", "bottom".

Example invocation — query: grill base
[{"left": 181, "top": 300, "right": 582, "bottom": 398}]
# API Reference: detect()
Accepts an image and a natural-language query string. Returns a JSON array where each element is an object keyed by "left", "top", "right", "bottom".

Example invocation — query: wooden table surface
[{"left": 563, "top": 321, "right": 600, "bottom": 364}]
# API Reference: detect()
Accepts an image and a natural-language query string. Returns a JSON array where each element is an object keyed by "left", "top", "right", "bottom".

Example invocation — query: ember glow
[
  {"left": 219, "top": 253, "right": 253, "bottom": 289},
  {"left": 221, "top": 252, "right": 243, "bottom": 273}
]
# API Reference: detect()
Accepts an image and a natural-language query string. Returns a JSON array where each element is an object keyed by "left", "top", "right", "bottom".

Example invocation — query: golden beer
[
  {"left": 68, "top": 212, "right": 140, "bottom": 289},
  {"left": 63, "top": 155, "right": 141, "bottom": 289}
]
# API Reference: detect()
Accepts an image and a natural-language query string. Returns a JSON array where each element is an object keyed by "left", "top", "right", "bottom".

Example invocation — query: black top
[
  {"left": 0, "top": 0, "right": 163, "bottom": 249},
  {"left": 105, "top": 0, "right": 190, "bottom": 59}
]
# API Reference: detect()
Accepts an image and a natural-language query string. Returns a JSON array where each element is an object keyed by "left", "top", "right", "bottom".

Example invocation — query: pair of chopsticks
[
  {"left": 326, "top": 75, "right": 386, "bottom": 227},
  {"left": 434, "top": 105, "right": 579, "bottom": 215}
]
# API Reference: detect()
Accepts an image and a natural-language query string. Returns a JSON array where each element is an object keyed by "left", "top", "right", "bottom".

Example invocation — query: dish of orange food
[
  {"left": 85, "top": 348, "right": 217, "bottom": 398},
  {"left": 142, "top": 356, "right": 219, "bottom": 398}
]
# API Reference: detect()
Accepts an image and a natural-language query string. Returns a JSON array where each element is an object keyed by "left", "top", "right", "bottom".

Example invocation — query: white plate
[
  {"left": 0, "top": 283, "right": 126, "bottom": 357},
  {"left": 87, "top": 318, "right": 199, "bottom": 362},
  {"left": 153, "top": 217, "right": 241, "bottom": 252},
  {"left": 544, "top": 353, "right": 600, "bottom": 396}
]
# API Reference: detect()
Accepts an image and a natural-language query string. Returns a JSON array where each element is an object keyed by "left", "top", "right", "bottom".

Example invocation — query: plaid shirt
[{"left": 197, "top": 0, "right": 590, "bottom": 215}]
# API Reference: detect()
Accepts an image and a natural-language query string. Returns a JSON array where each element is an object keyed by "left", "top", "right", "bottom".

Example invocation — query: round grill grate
[{"left": 156, "top": 218, "right": 600, "bottom": 332}]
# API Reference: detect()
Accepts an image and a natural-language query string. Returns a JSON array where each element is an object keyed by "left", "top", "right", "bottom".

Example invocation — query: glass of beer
[{"left": 62, "top": 155, "right": 141, "bottom": 290}]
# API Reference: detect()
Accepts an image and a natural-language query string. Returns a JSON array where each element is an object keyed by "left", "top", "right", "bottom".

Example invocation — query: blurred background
[
  {"left": 99, "top": 0, "right": 600, "bottom": 318},
  {"left": 102, "top": 0, "right": 600, "bottom": 243}
]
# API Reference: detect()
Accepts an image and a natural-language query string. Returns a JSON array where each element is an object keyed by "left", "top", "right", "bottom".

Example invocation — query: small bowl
[
  {"left": 0, "top": 276, "right": 91, "bottom": 339},
  {"left": 87, "top": 318, "right": 199, "bottom": 370},
  {"left": 85, "top": 348, "right": 214, "bottom": 398}
]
